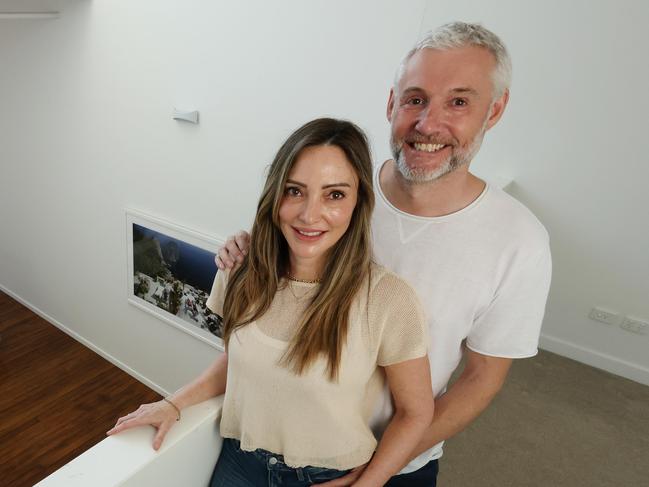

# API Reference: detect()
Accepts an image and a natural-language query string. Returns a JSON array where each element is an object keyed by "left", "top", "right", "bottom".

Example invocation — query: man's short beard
[{"left": 391, "top": 118, "right": 488, "bottom": 184}]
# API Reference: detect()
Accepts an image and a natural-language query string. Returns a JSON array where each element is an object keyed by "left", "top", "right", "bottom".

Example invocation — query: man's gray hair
[{"left": 394, "top": 21, "right": 512, "bottom": 99}]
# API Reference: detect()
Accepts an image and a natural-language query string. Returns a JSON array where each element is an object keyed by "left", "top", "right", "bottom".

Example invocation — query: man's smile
[{"left": 411, "top": 142, "right": 448, "bottom": 153}]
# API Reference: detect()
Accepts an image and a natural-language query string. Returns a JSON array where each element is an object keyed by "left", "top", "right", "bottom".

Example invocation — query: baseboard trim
[
  {"left": 539, "top": 333, "right": 649, "bottom": 386},
  {"left": 0, "top": 284, "right": 168, "bottom": 396}
]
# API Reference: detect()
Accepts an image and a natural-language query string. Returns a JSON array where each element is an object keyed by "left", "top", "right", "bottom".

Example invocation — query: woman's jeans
[
  {"left": 384, "top": 458, "right": 438, "bottom": 486},
  {"left": 209, "top": 438, "right": 352, "bottom": 487}
]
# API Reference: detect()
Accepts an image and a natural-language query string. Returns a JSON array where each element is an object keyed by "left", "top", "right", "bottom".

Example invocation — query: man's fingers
[
  {"left": 217, "top": 248, "right": 235, "bottom": 269},
  {"left": 234, "top": 231, "right": 250, "bottom": 257},
  {"left": 215, "top": 254, "right": 225, "bottom": 270},
  {"left": 225, "top": 237, "right": 244, "bottom": 263},
  {"left": 314, "top": 466, "right": 365, "bottom": 486},
  {"left": 216, "top": 231, "right": 250, "bottom": 270}
]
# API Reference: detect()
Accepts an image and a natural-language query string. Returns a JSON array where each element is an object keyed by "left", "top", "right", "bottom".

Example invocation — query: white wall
[
  {"left": 416, "top": 0, "right": 649, "bottom": 383},
  {"left": 1, "top": 0, "right": 648, "bottom": 388},
  {"left": 0, "top": 0, "right": 427, "bottom": 392}
]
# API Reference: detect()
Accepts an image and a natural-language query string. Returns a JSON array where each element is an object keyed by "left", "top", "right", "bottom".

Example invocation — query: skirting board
[
  {"left": 0, "top": 283, "right": 169, "bottom": 397},
  {"left": 539, "top": 333, "right": 649, "bottom": 387}
]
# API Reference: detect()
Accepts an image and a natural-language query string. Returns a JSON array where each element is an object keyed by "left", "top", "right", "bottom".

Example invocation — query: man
[{"left": 216, "top": 22, "right": 551, "bottom": 486}]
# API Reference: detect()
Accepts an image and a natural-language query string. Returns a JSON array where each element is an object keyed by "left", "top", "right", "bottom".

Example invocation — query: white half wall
[{"left": 1, "top": 0, "right": 648, "bottom": 388}]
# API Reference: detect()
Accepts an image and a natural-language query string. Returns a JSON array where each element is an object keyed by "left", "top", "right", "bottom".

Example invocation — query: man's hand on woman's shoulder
[{"left": 215, "top": 230, "right": 250, "bottom": 270}]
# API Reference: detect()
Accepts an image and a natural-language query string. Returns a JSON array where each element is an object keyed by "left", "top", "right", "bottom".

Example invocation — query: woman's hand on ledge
[{"left": 106, "top": 400, "right": 178, "bottom": 451}]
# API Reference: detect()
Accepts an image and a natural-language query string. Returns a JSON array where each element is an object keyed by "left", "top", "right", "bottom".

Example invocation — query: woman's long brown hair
[{"left": 222, "top": 118, "right": 374, "bottom": 381}]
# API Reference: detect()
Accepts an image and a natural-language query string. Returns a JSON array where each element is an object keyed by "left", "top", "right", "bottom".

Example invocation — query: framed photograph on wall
[{"left": 126, "top": 209, "right": 225, "bottom": 350}]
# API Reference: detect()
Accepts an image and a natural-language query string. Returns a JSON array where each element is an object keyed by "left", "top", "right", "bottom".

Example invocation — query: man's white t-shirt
[{"left": 370, "top": 162, "right": 552, "bottom": 474}]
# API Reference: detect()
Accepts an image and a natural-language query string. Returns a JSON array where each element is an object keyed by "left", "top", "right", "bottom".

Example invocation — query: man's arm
[
  {"left": 412, "top": 348, "right": 511, "bottom": 457},
  {"left": 315, "top": 349, "right": 512, "bottom": 486}
]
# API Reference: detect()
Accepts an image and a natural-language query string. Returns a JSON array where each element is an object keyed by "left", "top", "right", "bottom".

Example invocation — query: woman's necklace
[
  {"left": 286, "top": 274, "right": 320, "bottom": 301},
  {"left": 287, "top": 274, "right": 321, "bottom": 284}
]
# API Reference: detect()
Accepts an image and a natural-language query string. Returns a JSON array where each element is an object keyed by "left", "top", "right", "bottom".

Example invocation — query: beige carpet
[{"left": 438, "top": 349, "right": 649, "bottom": 486}]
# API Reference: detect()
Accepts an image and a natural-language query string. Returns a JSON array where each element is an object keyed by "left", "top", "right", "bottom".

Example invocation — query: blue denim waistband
[
  {"left": 227, "top": 438, "right": 347, "bottom": 475},
  {"left": 230, "top": 438, "right": 300, "bottom": 470}
]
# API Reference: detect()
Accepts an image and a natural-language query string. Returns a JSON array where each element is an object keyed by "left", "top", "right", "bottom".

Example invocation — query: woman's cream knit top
[{"left": 206, "top": 263, "right": 428, "bottom": 469}]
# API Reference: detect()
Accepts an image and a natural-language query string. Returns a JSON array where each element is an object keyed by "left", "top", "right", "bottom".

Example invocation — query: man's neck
[{"left": 379, "top": 160, "right": 486, "bottom": 218}]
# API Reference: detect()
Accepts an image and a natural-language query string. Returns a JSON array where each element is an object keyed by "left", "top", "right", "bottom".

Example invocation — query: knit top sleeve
[
  {"left": 367, "top": 269, "right": 429, "bottom": 367},
  {"left": 206, "top": 269, "right": 228, "bottom": 317}
]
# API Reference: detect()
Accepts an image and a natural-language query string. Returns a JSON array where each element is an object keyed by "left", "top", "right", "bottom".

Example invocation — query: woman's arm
[
  {"left": 167, "top": 352, "right": 229, "bottom": 409},
  {"left": 410, "top": 349, "right": 511, "bottom": 457},
  {"left": 106, "top": 352, "right": 228, "bottom": 450},
  {"left": 353, "top": 355, "right": 434, "bottom": 487}
]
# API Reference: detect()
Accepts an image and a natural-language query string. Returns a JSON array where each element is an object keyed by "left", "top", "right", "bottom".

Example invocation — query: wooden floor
[{"left": 0, "top": 291, "right": 161, "bottom": 487}]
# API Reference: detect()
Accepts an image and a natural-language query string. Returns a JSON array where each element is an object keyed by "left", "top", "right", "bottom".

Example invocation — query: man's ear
[
  {"left": 485, "top": 89, "right": 509, "bottom": 131},
  {"left": 386, "top": 88, "right": 395, "bottom": 122}
]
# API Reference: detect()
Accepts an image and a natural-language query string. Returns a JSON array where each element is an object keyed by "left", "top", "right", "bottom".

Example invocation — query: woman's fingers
[
  {"left": 107, "top": 411, "right": 136, "bottom": 433},
  {"left": 106, "top": 417, "right": 140, "bottom": 435},
  {"left": 152, "top": 420, "right": 173, "bottom": 451},
  {"left": 106, "top": 401, "right": 178, "bottom": 449},
  {"left": 107, "top": 417, "right": 173, "bottom": 451},
  {"left": 114, "top": 411, "right": 137, "bottom": 425},
  {"left": 106, "top": 403, "right": 157, "bottom": 435}
]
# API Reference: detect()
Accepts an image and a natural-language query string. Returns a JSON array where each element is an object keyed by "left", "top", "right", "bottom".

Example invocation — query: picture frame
[{"left": 125, "top": 209, "right": 225, "bottom": 350}]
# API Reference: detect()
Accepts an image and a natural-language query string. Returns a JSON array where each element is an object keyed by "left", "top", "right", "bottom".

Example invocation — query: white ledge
[{"left": 35, "top": 397, "right": 224, "bottom": 487}]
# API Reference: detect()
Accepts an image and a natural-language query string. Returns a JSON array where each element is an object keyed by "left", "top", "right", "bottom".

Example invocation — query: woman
[{"left": 108, "top": 118, "right": 433, "bottom": 486}]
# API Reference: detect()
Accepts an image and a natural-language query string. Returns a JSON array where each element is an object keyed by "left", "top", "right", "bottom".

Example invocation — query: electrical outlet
[
  {"left": 620, "top": 317, "right": 649, "bottom": 335},
  {"left": 588, "top": 307, "right": 620, "bottom": 325}
]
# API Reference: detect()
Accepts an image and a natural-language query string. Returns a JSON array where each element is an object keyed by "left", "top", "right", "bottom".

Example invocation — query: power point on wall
[
  {"left": 588, "top": 307, "right": 620, "bottom": 326},
  {"left": 620, "top": 317, "right": 649, "bottom": 335}
]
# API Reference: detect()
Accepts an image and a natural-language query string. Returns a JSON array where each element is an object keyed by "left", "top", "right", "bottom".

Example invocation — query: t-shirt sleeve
[
  {"left": 206, "top": 269, "right": 228, "bottom": 317},
  {"left": 466, "top": 244, "right": 552, "bottom": 358},
  {"left": 372, "top": 273, "right": 429, "bottom": 367}
]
